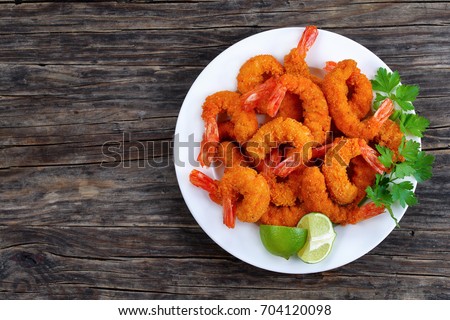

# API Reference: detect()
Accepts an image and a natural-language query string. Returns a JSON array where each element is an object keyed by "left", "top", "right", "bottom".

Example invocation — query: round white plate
[{"left": 174, "top": 27, "right": 416, "bottom": 274}]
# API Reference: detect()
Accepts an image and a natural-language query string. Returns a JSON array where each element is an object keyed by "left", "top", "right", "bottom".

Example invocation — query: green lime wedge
[
  {"left": 260, "top": 225, "right": 308, "bottom": 260},
  {"left": 297, "top": 212, "right": 336, "bottom": 264}
]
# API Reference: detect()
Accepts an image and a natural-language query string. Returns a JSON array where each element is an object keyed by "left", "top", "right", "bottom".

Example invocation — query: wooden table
[{"left": 0, "top": 1, "right": 448, "bottom": 299}]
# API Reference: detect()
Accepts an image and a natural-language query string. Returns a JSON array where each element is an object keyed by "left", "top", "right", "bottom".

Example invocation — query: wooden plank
[
  {"left": 0, "top": 1, "right": 449, "bottom": 34},
  {"left": 0, "top": 159, "right": 198, "bottom": 227},
  {"left": 0, "top": 226, "right": 447, "bottom": 299}
]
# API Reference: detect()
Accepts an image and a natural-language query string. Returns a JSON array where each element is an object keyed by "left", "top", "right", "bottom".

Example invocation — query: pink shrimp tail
[
  {"left": 257, "top": 148, "right": 283, "bottom": 174},
  {"left": 189, "top": 169, "right": 218, "bottom": 194},
  {"left": 222, "top": 197, "right": 236, "bottom": 228},
  {"left": 359, "top": 140, "right": 388, "bottom": 174},
  {"left": 265, "top": 81, "right": 287, "bottom": 117},
  {"left": 205, "top": 118, "right": 219, "bottom": 143},
  {"left": 312, "top": 142, "right": 334, "bottom": 158},
  {"left": 297, "top": 25, "right": 318, "bottom": 58},
  {"left": 197, "top": 118, "right": 220, "bottom": 166},
  {"left": 272, "top": 154, "right": 303, "bottom": 178},
  {"left": 241, "top": 77, "right": 278, "bottom": 112},
  {"left": 323, "top": 61, "right": 337, "bottom": 73},
  {"left": 374, "top": 98, "right": 394, "bottom": 124}
]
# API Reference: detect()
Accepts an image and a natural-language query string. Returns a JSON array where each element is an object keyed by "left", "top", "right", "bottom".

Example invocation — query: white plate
[{"left": 174, "top": 27, "right": 416, "bottom": 274}]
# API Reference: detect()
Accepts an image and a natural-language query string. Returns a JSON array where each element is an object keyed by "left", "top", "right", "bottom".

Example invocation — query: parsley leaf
[
  {"left": 393, "top": 162, "right": 416, "bottom": 179},
  {"left": 398, "top": 113, "right": 430, "bottom": 138},
  {"left": 398, "top": 138, "right": 420, "bottom": 162},
  {"left": 375, "top": 144, "right": 394, "bottom": 168},
  {"left": 391, "top": 181, "right": 418, "bottom": 207},
  {"left": 371, "top": 67, "right": 426, "bottom": 137},
  {"left": 365, "top": 174, "right": 393, "bottom": 208},
  {"left": 371, "top": 68, "right": 400, "bottom": 93},
  {"left": 396, "top": 84, "right": 419, "bottom": 104},
  {"left": 411, "top": 152, "right": 435, "bottom": 182}
]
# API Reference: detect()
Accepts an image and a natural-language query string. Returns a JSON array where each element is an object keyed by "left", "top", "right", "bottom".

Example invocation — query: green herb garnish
[
  {"left": 371, "top": 68, "right": 429, "bottom": 137},
  {"left": 365, "top": 68, "right": 435, "bottom": 226}
]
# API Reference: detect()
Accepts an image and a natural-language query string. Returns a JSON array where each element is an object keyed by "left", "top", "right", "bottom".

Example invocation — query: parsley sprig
[
  {"left": 366, "top": 139, "right": 434, "bottom": 225},
  {"left": 365, "top": 68, "right": 435, "bottom": 226},
  {"left": 371, "top": 68, "right": 429, "bottom": 137}
]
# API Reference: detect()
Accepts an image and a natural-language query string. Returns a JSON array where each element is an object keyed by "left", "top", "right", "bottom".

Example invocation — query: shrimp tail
[
  {"left": 189, "top": 169, "right": 218, "bottom": 194},
  {"left": 265, "top": 81, "right": 287, "bottom": 117},
  {"left": 222, "top": 197, "right": 236, "bottom": 228},
  {"left": 272, "top": 154, "right": 302, "bottom": 178},
  {"left": 347, "top": 202, "right": 385, "bottom": 224},
  {"left": 374, "top": 98, "right": 394, "bottom": 124},
  {"left": 359, "top": 140, "right": 387, "bottom": 174},
  {"left": 197, "top": 117, "right": 220, "bottom": 166},
  {"left": 297, "top": 25, "right": 318, "bottom": 57},
  {"left": 311, "top": 142, "right": 334, "bottom": 159},
  {"left": 241, "top": 77, "right": 278, "bottom": 112}
]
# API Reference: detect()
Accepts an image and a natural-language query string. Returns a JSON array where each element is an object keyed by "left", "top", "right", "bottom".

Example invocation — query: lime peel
[{"left": 259, "top": 225, "right": 308, "bottom": 260}]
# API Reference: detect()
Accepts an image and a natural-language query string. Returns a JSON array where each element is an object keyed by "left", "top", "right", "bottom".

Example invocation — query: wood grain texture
[{"left": 0, "top": 0, "right": 449, "bottom": 299}]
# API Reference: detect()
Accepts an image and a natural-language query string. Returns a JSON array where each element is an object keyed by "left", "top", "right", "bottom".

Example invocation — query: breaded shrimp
[
  {"left": 271, "top": 73, "right": 331, "bottom": 144},
  {"left": 237, "top": 54, "right": 284, "bottom": 94},
  {"left": 189, "top": 167, "right": 271, "bottom": 228},
  {"left": 349, "top": 155, "right": 377, "bottom": 204},
  {"left": 262, "top": 173, "right": 298, "bottom": 207},
  {"left": 254, "top": 148, "right": 297, "bottom": 207},
  {"left": 275, "top": 92, "right": 303, "bottom": 121},
  {"left": 259, "top": 204, "right": 307, "bottom": 227},
  {"left": 220, "top": 166, "right": 271, "bottom": 227},
  {"left": 215, "top": 141, "right": 246, "bottom": 169},
  {"left": 245, "top": 117, "right": 314, "bottom": 176},
  {"left": 241, "top": 26, "right": 320, "bottom": 116},
  {"left": 322, "top": 60, "right": 394, "bottom": 140},
  {"left": 284, "top": 25, "right": 321, "bottom": 84},
  {"left": 198, "top": 91, "right": 258, "bottom": 166},
  {"left": 300, "top": 166, "right": 385, "bottom": 225},
  {"left": 324, "top": 60, "right": 373, "bottom": 119},
  {"left": 321, "top": 138, "right": 386, "bottom": 205}
]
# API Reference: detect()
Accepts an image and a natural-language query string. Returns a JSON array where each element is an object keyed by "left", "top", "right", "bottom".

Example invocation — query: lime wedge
[
  {"left": 260, "top": 225, "right": 307, "bottom": 260},
  {"left": 297, "top": 213, "right": 336, "bottom": 264}
]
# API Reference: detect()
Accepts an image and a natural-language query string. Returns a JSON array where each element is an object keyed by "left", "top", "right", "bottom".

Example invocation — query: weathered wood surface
[{"left": 0, "top": 1, "right": 449, "bottom": 299}]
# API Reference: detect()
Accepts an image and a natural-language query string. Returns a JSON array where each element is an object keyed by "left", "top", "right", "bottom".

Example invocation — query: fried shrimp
[
  {"left": 237, "top": 54, "right": 284, "bottom": 94},
  {"left": 324, "top": 60, "right": 373, "bottom": 119},
  {"left": 321, "top": 138, "right": 386, "bottom": 205},
  {"left": 259, "top": 204, "right": 307, "bottom": 227},
  {"left": 246, "top": 117, "right": 314, "bottom": 176},
  {"left": 189, "top": 167, "right": 270, "bottom": 228},
  {"left": 284, "top": 25, "right": 321, "bottom": 83},
  {"left": 300, "top": 166, "right": 385, "bottom": 225},
  {"left": 269, "top": 73, "right": 331, "bottom": 144},
  {"left": 262, "top": 173, "right": 298, "bottom": 207},
  {"left": 198, "top": 91, "right": 258, "bottom": 166},
  {"left": 215, "top": 141, "right": 246, "bottom": 169},
  {"left": 220, "top": 166, "right": 271, "bottom": 228},
  {"left": 349, "top": 155, "right": 377, "bottom": 204},
  {"left": 322, "top": 59, "right": 394, "bottom": 140},
  {"left": 255, "top": 148, "right": 297, "bottom": 207},
  {"left": 275, "top": 92, "right": 303, "bottom": 121}
]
